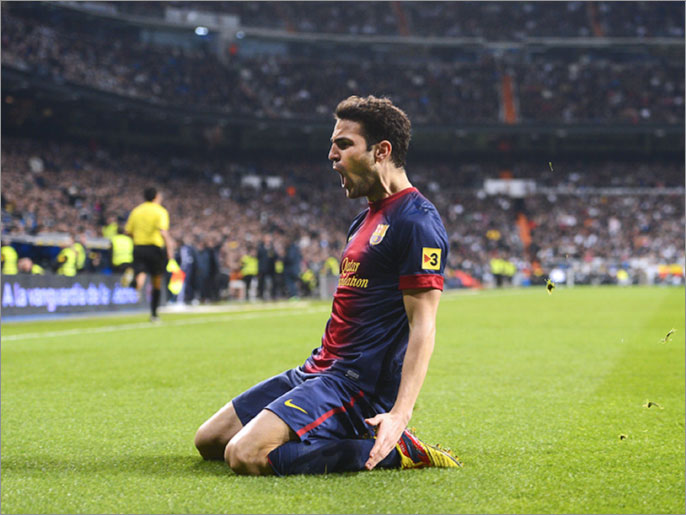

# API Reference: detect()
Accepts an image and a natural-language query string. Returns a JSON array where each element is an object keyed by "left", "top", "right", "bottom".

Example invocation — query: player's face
[{"left": 328, "top": 119, "right": 379, "bottom": 200}]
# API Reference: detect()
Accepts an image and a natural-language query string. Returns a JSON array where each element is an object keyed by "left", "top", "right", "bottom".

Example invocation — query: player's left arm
[
  {"left": 159, "top": 209, "right": 174, "bottom": 260},
  {"left": 365, "top": 287, "right": 441, "bottom": 470},
  {"left": 160, "top": 229, "right": 175, "bottom": 261}
]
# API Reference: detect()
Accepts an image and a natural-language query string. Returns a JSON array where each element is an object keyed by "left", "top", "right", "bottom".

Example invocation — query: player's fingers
[
  {"left": 366, "top": 430, "right": 394, "bottom": 470},
  {"left": 365, "top": 440, "right": 384, "bottom": 470},
  {"left": 366, "top": 440, "right": 394, "bottom": 470},
  {"left": 365, "top": 415, "right": 381, "bottom": 427}
]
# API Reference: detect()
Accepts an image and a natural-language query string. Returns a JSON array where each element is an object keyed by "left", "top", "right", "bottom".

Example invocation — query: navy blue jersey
[{"left": 302, "top": 187, "right": 448, "bottom": 409}]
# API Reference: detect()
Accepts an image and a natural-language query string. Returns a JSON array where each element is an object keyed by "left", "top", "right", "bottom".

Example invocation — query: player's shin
[{"left": 267, "top": 439, "right": 400, "bottom": 475}]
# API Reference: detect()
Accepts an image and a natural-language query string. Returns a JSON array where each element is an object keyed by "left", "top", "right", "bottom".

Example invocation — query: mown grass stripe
[{"left": 1, "top": 306, "right": 331, "bottom": 342}]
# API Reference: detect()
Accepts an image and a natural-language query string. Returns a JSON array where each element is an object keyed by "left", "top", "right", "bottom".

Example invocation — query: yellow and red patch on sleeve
[{"left": 421, "top": 248, "right": 441, "bottom": 270}]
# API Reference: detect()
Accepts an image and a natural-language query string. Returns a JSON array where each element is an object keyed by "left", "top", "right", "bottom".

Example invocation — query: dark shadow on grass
[
  {"left": 1, "top": 454, "right": 234, "bottom": 478},
  {"left": 2, "top": 455, "right": 384, "bottom": 480}
]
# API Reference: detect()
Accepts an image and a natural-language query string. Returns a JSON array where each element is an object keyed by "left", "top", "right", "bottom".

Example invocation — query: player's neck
[{"left": 367, "top": 166, "right": 412, "bottom": 203}]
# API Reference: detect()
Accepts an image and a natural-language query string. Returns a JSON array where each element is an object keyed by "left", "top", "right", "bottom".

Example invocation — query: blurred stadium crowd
[
  {"left": 1, "top": 1, "right": 684, "bottom": 302},
  {"left": 93, "top": 1, "right": 685, "bottom": 39},
  {"left": 2, "top": 137, "right": 683, "bottom": 299},
  {"left": 2, "top": 2, "right": 683, "bottom": 125}
]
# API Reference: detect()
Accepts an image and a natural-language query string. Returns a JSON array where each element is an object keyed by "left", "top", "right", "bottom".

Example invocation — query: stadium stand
[
  {"left": 95, "top": 1, "right": 685, "bottom": 39},
  {"left": 2, "top": 2, "right": 683, "bottom": 124}
]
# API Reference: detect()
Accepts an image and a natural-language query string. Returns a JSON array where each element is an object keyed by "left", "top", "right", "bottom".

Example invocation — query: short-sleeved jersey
[
  {"left": 302, "top": 187, "right": 448, "bottom": 409},
  {"left": 125, "top": 202, "right": 169, "bottom": 247}
]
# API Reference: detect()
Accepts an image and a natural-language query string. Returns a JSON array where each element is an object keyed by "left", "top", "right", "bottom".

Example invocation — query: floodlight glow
[{"left": 195, "top": 26, "right": 209, "bottom": 36}]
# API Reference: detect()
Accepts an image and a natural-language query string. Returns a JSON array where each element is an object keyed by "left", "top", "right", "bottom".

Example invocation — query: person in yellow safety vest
[
  {"left": 73, "top": 232, "right": 87, "bottom": 272},
  {"left": 56, "top": 236, "right": 78, "bottom": 277},
  {"left": 240, "top": 251, "right": 258, "bottom": 301},
  {"left": 323, "top": 256, "right": 339, "bottom": 276},
  {"left": 102, "top": 214, "right": 118, "bottom": 239},
  {"left": 110, "top": 224, "right": 134, "bottom": 273},
  {"left": 300, "top": 267, "right": 316, "bottom": 297},
  {"left": 489, "top": 255, "right": 505, "bottom": 287},
  {"left": 274, "top": 257, "right": 285, "bottom": 299},
  {"left": 1, "top": 240, "right": 18, "bottom": 275}
]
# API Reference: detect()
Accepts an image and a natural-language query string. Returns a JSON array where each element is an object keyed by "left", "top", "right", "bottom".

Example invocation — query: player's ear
[{"left": 374, "top": 140, "right": 393, "bottom": 163}]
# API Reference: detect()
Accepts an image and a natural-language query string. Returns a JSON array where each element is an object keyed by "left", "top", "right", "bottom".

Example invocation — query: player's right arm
[{"left": 364, "top": 287, "right": 441, "bottom": 470}]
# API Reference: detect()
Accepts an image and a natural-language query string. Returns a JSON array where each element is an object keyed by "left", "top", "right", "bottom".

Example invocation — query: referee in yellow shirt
[{"left": 125, "top": 187, "right": 175, "bottom": 322}]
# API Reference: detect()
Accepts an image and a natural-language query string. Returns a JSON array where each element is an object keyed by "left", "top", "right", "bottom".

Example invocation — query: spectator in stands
[
  {"left": 110, "top": 223, "right": 134, "bottom": 273},
  {"left": 257, "top": 233, "right": 278, "bottom": 300},
  {"left": 283, "top": 234, "right": 302, "bottom": 299}
]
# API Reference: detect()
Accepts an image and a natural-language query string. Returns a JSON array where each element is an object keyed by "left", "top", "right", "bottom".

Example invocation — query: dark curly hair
[
  {"left": 143, "top": 187, "right": 157, "bottom": 201},
  {"left": 334, "top": 95, "right": 412, "bottom": 168}
]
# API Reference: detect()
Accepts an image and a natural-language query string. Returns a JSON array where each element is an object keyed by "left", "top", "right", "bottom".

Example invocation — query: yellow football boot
[{"left": 395, "top": 428, "right": 463, "bottom": 469}]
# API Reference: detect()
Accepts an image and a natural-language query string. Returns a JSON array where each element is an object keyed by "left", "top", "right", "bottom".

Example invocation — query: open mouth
[{"left": 334, "top": 166, "right": 346, "bottom": 188}]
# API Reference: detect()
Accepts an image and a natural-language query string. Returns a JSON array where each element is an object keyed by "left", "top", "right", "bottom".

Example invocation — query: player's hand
[{"left": 364, "top": 412, "right": 408, "bottom": 470}]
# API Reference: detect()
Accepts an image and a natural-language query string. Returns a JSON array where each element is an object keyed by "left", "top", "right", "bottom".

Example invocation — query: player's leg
[
  {"left": 224, "top": 408, "right": 296, "bottom": 475},
  {"left": 131, "top": 246, "right": 147, "bottom": 290},
  {"left": 267, "top": 437, "right": 393, "bottom": 475},
  {"left": 134, "top": 271, "right": 147, "bottom": 291},
  {"left": 252, "top": 375, "right": 397, "bottom": 475},
  {"left": 194, "top": 401, "right": 244, "bottom": 460},
  {"left": 221, "top": 387, "right": 386, "bottom": 475},
  {"left": 148, "top": 246, "right": 167, "bottom": 319},
  {"left": 194, "top": 369, "right": 304, "bottom": 461},
  {"left": 150, "top": 273, "right": 163, "bottom": 319},
  {"left": 252, "top": 376, "right": 461, "bottom": 475}
]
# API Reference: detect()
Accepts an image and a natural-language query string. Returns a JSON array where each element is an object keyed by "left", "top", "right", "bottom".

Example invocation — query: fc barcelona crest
[{"left": 369, "top": 224, "right": 389, "bottom": 245}]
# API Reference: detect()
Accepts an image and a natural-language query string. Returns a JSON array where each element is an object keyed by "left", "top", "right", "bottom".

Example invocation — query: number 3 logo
[{"left": 421, "top": 248, "right": 441, "bottom": 270}]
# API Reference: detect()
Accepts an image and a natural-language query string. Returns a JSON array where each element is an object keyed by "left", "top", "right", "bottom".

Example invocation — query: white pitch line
[
  {"left": 3, "top": 288, "right": 542, "bottom": 343},
  {"left": 1, "top": 306, "right": 330, "bottom": 342}
]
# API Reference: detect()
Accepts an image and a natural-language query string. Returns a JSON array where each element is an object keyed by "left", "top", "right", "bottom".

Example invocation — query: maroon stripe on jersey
[
  {"left": 296, "top": 390, "right": 365, "bottom": 437},
  {"left": 398, "top": 274, "right": 444, "bottom": 291}
]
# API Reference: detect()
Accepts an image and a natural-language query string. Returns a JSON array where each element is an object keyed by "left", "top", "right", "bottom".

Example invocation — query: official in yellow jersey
[{"left": 125, "top": 187, "right": 175, "bottom": 322}]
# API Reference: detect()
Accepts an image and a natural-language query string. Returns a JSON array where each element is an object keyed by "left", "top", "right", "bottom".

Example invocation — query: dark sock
[
  {"left": 268, "top": 439, "right": 401, "bottom": 475},
  {"left": 151, "top": 288, "right": 161, "bottom": 317}
]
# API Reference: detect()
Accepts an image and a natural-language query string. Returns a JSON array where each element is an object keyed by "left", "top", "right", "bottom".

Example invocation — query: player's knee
[
  {"left": 224, "top": 440, "right": 265, "bottom": 475},
  {"left": 194, "top": 425, "right": 224, "bottom": 460},
  {"left": 224, "top": 440, "right": 243, "bottom": 471}
]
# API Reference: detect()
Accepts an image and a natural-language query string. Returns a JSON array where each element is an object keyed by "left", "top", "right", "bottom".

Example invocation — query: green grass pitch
[{"left": 1, "top": 286, "right": 684, "bottom": 514}]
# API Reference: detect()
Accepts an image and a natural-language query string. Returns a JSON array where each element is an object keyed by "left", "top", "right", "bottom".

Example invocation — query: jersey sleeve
[{"left": 396, "top": 210, "right": 448, "bottom": 291}]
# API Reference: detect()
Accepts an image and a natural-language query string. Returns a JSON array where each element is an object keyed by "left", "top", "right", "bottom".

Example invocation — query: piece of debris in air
[
  {"left": 659, "top": 328, "right": 675, "bottom": 343},
  {"left": 546, "top": 279, "right": 555, "bottom": 295},
  {"left": 642, "top": 400, "right": 663, "bottom": 409}
]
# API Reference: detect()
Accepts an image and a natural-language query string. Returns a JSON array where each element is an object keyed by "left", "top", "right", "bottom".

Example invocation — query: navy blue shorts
[{"left": 232, "top": 368, "right": 384, "bottom": 442}]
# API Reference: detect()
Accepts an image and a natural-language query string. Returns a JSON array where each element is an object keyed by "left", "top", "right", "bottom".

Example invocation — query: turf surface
[{"left": 1, "top": 286, "right": 684, "bottom": 514}]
